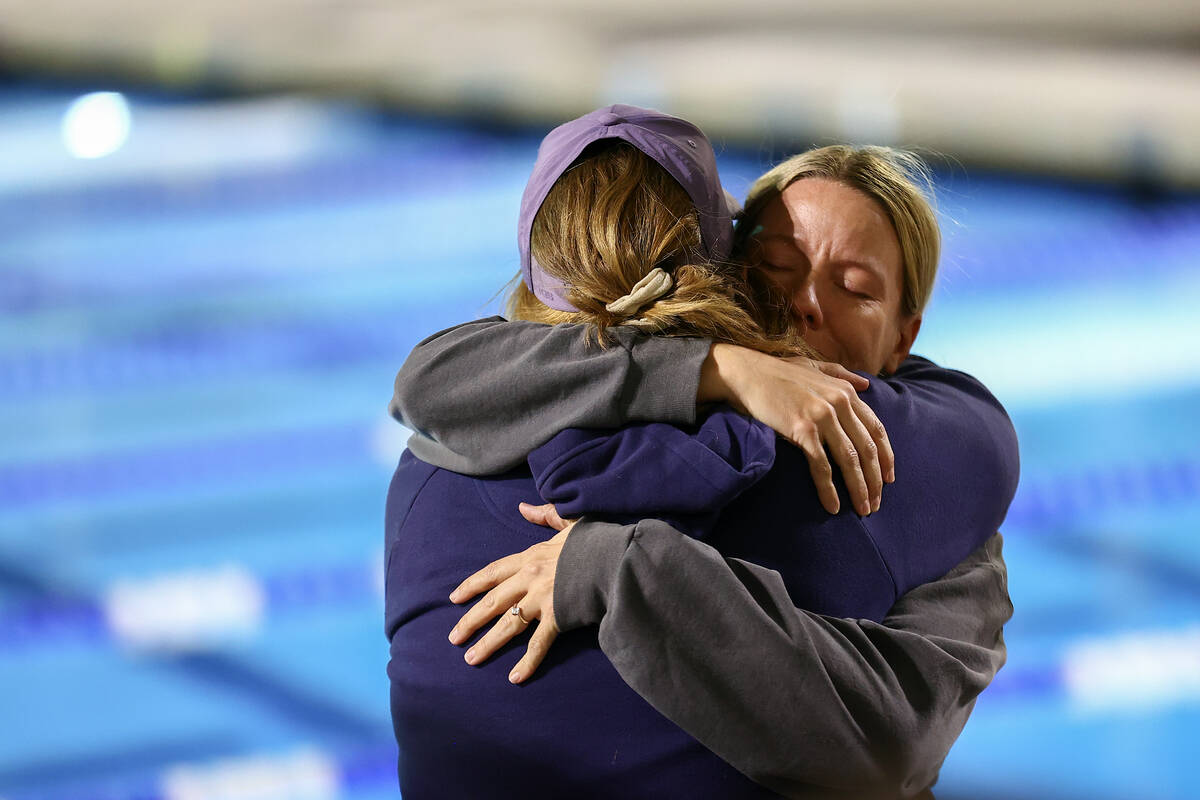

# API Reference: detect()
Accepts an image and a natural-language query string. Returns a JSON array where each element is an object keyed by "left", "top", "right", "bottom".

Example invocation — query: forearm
[
  {"left": 389, "top": 317, "right": 709, "bottom": 474},
  {"left": 556, "top": 520, "right": 1010, "bottom": 799},
  {"left": 528, "top": 407, "right": 776, "bottom": 541}
]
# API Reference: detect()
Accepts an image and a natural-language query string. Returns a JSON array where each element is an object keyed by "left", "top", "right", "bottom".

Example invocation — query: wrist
[{"left": 698, "top": 343, "right": 749, "bottom": 412}]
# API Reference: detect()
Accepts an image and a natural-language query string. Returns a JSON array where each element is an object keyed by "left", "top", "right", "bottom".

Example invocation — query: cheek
[
  {"left": 799, "top": 331, "right": 842, "bottom": 364},
  {"left": 828, "top": 307, "right": 889, "bottom": 365}
]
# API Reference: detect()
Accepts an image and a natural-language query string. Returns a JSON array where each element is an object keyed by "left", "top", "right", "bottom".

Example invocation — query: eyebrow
[
  {"left": 835, "top": 259, "right": 887, "bottom": 283},
  {"left": 757, "top": 233, "right": 888, "bottom": 281}
]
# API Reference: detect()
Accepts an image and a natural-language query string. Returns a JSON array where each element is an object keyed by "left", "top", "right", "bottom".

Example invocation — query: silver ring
[{"left": 510, "top": 605, "right": 530, "bottom": 624}]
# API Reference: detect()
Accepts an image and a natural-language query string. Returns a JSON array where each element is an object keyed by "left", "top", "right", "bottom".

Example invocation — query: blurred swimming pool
[{"left": 1, "top": 83, "right": 1197, "bottom": 800}]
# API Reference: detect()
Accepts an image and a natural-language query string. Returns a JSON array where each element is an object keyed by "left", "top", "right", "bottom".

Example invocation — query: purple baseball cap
[{"left": 518, "top": 104, "right": 739, "bottom": 311}]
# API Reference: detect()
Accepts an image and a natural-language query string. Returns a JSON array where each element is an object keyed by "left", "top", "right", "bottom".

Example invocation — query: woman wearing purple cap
[{"left": 385, "top": 106, "right": 1017, "bottom": 798}]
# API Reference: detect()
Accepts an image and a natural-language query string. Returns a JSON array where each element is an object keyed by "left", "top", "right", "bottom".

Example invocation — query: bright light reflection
[
  {"left": 61, "top": 91, "right": 132, "bottom": 159},
  {"left": 1063, "top": 626, "right": 1200, "bottom": 713}
]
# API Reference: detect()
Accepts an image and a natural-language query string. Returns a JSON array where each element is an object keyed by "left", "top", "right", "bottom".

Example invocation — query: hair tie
[{"left": 605, "top": 268, "right": 674, "bottom": 318}]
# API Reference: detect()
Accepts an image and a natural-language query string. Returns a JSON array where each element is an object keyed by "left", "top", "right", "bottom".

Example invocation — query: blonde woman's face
[{"left": 749, "top": 178, "right": 921, "bottom": 375}]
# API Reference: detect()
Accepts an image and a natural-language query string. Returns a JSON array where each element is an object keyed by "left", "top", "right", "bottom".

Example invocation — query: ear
[{"left": 882, "top": 314, "right": 922, "bottom": 375}]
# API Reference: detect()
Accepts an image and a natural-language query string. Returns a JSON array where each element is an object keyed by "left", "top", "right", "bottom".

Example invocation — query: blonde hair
[
  {"left": 735, "top": 145, "right": 940, "bottom": 317},
  {"left": 507, "top": 142, "right": 813, "bottom": 358}
]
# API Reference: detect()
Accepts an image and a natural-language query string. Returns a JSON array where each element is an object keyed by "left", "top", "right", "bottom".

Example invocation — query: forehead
[
  {"left": 758, "top": 178, "right": 902, "bottom": 272},
  {"left": 770, "top": 179, "right": 894, "bottom": 238}
]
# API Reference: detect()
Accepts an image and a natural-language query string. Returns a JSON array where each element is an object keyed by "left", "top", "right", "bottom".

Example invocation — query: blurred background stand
[{"left": 3, "top": 0, "right": 1199, "bottom": 187}]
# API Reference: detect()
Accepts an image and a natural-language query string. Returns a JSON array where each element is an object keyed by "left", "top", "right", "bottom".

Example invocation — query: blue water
[{"left": 1, "top": 82, "right": 1197, "bottom": 800}]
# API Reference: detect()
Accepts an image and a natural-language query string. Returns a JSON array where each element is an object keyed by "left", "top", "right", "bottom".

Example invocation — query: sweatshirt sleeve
[
  {"left": 527, "top": 407, "right": 777, "bottom": 540},
  {"left": 851, "top": 356, "right": 1020, "bottom": 600},
  {"left": 388, "top": 317, "right": 709, "bottom": 475},
  {"left": 554, "top": 519, "right": 1011, "bottom": 800}
]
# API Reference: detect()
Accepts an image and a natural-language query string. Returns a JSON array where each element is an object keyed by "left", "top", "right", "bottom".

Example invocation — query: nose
[{"left": 790, "top": 279, "right": 823, "bottom": 333}]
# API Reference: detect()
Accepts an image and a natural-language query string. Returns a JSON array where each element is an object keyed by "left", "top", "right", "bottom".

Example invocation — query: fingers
[
  {"left": 812, "top": 360, "right": 870, "bottom": 391},
  {"left": 831, "top": 385, "right": 893, "bottom": 493},
  {"left": 813, "top": 408, "right": 872, "bottom": 516},
  {"left": 830, "top": 394, "right": 883, "bottom": 514},
  {"left": 460, "top": 601, "right": 532, "bottom": 666},
  {"left": 864, "top": 399, "right": 895, "bottom": 484},
  {"left": 518, "top": 502, "right": 551, "bottom": 527},
  {"left": 794, "top": 389, "right": 887, "bottom": 516},
  {"left": 508, "top": 621, "right": 558, "bottom": 684},
  {"left": 794, "top": 424, "right": 840, "bottom": 515},
  {"left": 457, "top": 599, "right": 559, "bottom": 681},
  {"left": 806, "top": 360, "right": 892, "bottom": 488},
  {"left": 737, "top": 354, "right": 894, "bottom": 513},
  {"left": 811, "top": 364, "right": 891, "bottom": 492},
  {"left": 518, "top": 502, "right": 570, "bottom": 531},
  {"left": 803, "top": 363, "right": 893, "bottom": 510},
  {"left": 544, "top": 505, "right": 569, "bottom": 530},
  {"left": 449, "top": 553, "right": 523, "bottom": 604},
  {"left": 449, "top": 581, "right": 525, "bottom": 645}
]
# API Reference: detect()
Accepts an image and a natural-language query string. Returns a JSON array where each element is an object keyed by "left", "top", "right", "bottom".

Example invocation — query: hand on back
[
  {"left": 700, "top": 343, "right": 894, "bottom": 516},
  {"left": 448, "top": 503, "right": 574, "bottom": 684}
]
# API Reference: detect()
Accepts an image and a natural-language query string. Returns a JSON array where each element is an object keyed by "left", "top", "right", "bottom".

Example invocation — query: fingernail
[
  {"left": 464, "top": 648, "right": 477, "bottom": 664},
  {"left": 448, "top": 590, "right": 461, "bottom": 603},
  {"left": 448, "top": 629, "right": 458, "bottom": 644},
  {"left": 508, "top": 670, "right": 521, "bottom": 684},
  {"left": 858, "top": 500, "right": 871, "bottom": 516},
  {"left": 887, "top": 469, "right": 895, "bottom": 483}
]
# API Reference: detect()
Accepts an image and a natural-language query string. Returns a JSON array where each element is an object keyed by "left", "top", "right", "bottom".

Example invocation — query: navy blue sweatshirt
[
  {"left": 533, "top": 356, "right": 1017, "bottom": 621},
  {"left": 386, "top": 450, "right": 778, "bottom": 798},
  {"left": 384, "top": 355, "right": 1018, "bottom": 798}
]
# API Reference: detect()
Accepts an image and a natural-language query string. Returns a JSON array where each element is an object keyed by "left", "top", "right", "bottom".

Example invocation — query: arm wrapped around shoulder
[
  {"left": 389, "top": 317, "right": 710, "bottom": 474},
  {"left": 529, "top": 407, "right": 776, "bottom": 540}
]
